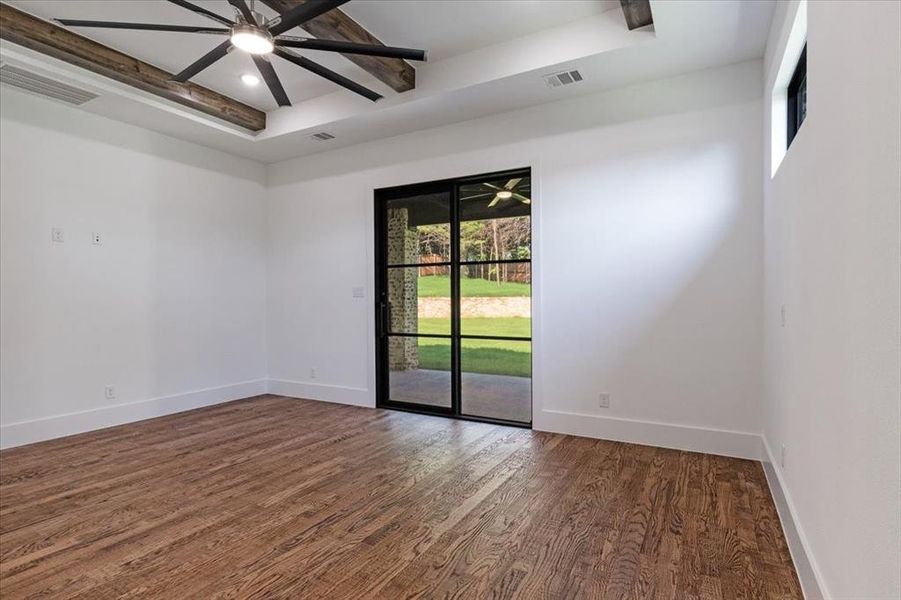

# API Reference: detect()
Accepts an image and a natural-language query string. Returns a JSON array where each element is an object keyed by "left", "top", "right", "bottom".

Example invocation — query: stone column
[{"left": 387, "top": 208, "right": 419, "bottom": 370}]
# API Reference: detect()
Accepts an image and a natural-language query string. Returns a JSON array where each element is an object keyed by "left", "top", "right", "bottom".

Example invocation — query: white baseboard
[
  {"left": 762, "top": 437, "right": 828, "bottom": 599},
  {"left": 536, "top": 409, "right": 762, "bottom": 460},
  {"left": 267, "top": 379, "right": 372, "bottom": 408},
  {"left": 0, "top": 379, "right": 267, "bottom": 450}
]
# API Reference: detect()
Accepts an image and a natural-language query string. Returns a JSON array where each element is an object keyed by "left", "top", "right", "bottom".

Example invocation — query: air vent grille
[
  {"left": 0, "top": 64, "right": 98, "bottom": 106},
  {"left": 543, "top": 69, "right": 584, "bottom": 88},
  {"left": 311, "top": 132, "right": 335, "bottom": 141}
]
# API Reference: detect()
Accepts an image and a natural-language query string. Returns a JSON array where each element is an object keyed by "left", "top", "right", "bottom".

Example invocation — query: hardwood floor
[{"left": 0, "top": 396, "right": 802, "bottom": 599}]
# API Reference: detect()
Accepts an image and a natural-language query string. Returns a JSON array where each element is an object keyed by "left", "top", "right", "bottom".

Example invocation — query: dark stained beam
[
  {"left": 620, "top": 0, "right": 653, "bottom": 30},
  {"left": 0, "top": 3, "right": 266, "bottom": 131},
  {"left": 260, "top": 0, "right": 415, "bottom": 93}
]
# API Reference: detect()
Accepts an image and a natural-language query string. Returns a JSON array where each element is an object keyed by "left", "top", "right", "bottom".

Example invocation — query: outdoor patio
[{"left": 389, "top": 368, "right": 532, "bottom": 423}]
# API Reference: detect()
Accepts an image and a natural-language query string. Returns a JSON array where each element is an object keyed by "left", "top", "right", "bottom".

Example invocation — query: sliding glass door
[{"left": 375, "top": 169, "right": 532, "bottom": 426}]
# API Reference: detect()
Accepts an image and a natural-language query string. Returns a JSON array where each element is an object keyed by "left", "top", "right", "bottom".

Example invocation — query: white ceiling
[
  {"left": 342, "top": 1, "right": 619, "bottom": 62},
  {"left": 0, "top": 1, "right": 776, "bottom": 163},
  {"left": 6, "top": 0, "right": 616, "bottom": 111},
  {"left": 5, "top": 0, "right": 371, "bottom": 109}
]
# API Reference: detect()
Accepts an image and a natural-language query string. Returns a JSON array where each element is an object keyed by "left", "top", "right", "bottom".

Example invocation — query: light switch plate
[{"left": 352, "top": 286, "right": 364, "bottom": 298}]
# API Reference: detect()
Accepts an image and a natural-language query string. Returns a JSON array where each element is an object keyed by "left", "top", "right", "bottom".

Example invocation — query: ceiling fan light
[
  {"left": 231, "top": 25, "right": 274, "bottom": 55},
  {"left": 496, "top": 190, "right": 513, "bottom": 200}
]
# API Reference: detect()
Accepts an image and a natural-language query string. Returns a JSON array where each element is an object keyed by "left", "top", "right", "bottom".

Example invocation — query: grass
[
  {"left": 416, "top": 318, "right": 531, "bottom": 377},
  {"left": 418, "top": 275, "right": 530, "bottom": 298},
  {"left": 410, "top": 277, "right": 532, "bottom": 377},
  {"left": 419, "top": 317, "right": 531, "bottom": 338}
]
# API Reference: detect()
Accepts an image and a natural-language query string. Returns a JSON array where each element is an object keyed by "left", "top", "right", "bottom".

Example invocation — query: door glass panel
[
  {"left": 379, "top": 170, "right": 532, "bottom": 425},
  {"left": 461, "top": 339, "right": 531, "bottom": 422},
  {"left": 386, "top": 192, "right": 451, "bottom": 265},
  {"left": 459, "top": 263, "right": 531, "bottom": 338},
  {"left": 388, "top": 266, "right": 450, "bottom": 335},
  {"left": 459, "top": 176, "right": 531, "bottom": 261},
  {"left": 388, "top": 336, "right": 451, "bottom": 408}
]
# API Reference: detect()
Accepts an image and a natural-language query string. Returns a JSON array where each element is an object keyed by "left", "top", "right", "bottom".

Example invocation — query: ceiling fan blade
[
  {"left": 482, "top": 182, "right": 503, "bottom": 191},
  {"left": 275, "top": 37, "right": 426, "bottom": 61},
  {"left": 172, "top": 40, "right": 233, "bottom": 83},
  {"left": 504, "top": 178, "right": 523, "bottom": 190},
  {"left": 166, "top": 0, "right": 233, "bottom": 26},
  {"left": 512, "top": 192, "right": 531, "bottom": 205},
  {"left": 487, "top": 195, "right": 501, "bottom": 208},
  {"left": 252, "top": 55, "right": 291, "bottom": 107},
  {"left": 55, "top": 19, "right": 228, "bottom": 34},
  {"left": 227, "top": 0, "right": 257, "bottom": 25},
  {"left": 269, "top": 0, "right": 350, "bottom": 36},
  {"left": 461, "top": 192, "right": 496, "bottom": 200},
  {"left": 273, "top": 48, "right": 382, "bottom": 102}
]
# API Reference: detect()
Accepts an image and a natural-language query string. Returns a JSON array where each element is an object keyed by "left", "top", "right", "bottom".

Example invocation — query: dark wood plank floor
[{"left": 0, "top": 396, "right": 802, "bottom": 599}]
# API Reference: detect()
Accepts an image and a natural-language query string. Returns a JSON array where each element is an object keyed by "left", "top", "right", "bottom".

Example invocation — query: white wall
[
  {"left": 267, "top": 60, "right": 765, "bottom": 458},
  {"left": 762, "top": 1, "right": 901, "bottom": 598},
  {"left": 0, "top": 88, "right": 268, "bottom": 448}
]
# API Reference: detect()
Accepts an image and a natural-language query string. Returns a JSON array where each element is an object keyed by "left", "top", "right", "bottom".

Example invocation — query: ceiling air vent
[
  {"left": 543, "top": 69, "right": 584, "bottom": 88},
  {"left": 0, "top": 64, "right": 98, "bottom": 106},
  {"left": 310, "top": 132, "right": 335, "bottom": 141}
]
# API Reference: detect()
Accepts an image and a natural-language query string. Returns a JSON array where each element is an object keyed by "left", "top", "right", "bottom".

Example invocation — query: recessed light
[{"left": 241, "top": 73, "right": 260, "bottom": 87}]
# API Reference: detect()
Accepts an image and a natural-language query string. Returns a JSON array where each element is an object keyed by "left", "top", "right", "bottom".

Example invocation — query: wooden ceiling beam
[
  {"left": 259, "top": 0, "right": 415, "bottom": 93},
  {"left": 620, "top": 0, "right": 653, "bottom": 31},
  {"left": 0, "top": 3, "right": 266, "bottom": 131}
]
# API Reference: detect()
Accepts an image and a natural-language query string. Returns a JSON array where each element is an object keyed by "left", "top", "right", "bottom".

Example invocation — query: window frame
[
  {"left": 374, "top": 167, "right": 533, "bottom": 427},
  {"left": 786, "top": 44, "right": 807, "bottom": 149}
]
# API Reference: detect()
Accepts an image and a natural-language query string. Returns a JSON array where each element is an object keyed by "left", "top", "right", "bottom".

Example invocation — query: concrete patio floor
[{"left": 389, "top": 368, "right": 531, "bottom": 423}]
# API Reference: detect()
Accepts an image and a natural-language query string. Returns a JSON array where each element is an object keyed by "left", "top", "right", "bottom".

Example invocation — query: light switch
[
  {"left": 51, "top": 228, "right": 64, "bottom": 243},
  {"left": 352, "top": 286, "right": 365, "bottom": 298}
]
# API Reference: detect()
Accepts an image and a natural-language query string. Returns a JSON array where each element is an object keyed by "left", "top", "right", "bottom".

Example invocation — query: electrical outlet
[
  {"left": 780, "top": 444, "right": 787, "bottom": 468},
  {"left": 781, "top": 304, "right": 787, "bottom": 328},
  {"left": 92, "top": 232, "right": 102, "bottom": 245},
  {"left": 310, "top": 367, "right": 317, "bottom": 379},
  {"left": 51, "top": 227, "right": 64, "bottom": 243},
  {"left": 598, "top": 393, "right": 610, "bottom": 408},
  {"left": 104, "top": 385, "right": 116, "bottom": 400}
]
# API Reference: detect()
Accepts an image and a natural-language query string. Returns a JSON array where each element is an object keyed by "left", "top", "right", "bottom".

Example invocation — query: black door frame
[{"left": 374, "top": 167, "right": 532, "bottom": 428}]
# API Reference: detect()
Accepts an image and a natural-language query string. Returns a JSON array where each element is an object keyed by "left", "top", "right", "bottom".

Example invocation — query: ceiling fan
[
  {"left": 55, "top": 0, "right": 428, "bottom": 107},
  {"left": 465, "top": 178, "right": 531, "bottom": 207}
]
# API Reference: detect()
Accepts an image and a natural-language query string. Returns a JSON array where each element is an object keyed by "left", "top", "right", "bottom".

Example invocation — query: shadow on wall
[
  {"left": 267, "top": 61, "right": 763, "bottom": 186},
  {"left": 537, "top": 107, "right": 762, "bottom": 432},
  {"left": 0, "top": 88, "right": 264, "bottom": 182},
  {"left": 0, "top": 86, "right": 267, "bottom": 425}
]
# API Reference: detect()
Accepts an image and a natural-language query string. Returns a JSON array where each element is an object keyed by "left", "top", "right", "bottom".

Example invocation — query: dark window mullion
[
  {"left": 459, "top": 335, "right": 532, "bottom": 342},
  {"left": 386, "top": 332, "right": 452, "bottom": 339},
  {"left": 451, "top": 182, "right": 461, "bottom": 417},
  {"left": 387, "top": 261, "right": 453, "bottom": 269},
  {"left": 459, "top": 259, "right": 532, "bottom": 266}
]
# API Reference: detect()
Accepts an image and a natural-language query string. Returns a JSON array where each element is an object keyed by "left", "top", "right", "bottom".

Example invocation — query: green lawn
[
  {"left": 419, "top": 317, "right": 531, "bottom": 338},
  {"left": 417, "top": 318, "right": 531, "bottom": 377},
  {"left": 418, "top": 275, "right": 530, "bottom": 298}
]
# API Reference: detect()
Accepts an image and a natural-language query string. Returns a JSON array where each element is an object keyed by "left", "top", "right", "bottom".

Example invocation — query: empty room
[{"left": 0, "top": 0, "right": 898, "bottom": 598}]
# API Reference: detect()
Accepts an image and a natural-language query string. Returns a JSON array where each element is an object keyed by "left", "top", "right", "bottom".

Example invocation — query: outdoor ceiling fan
[
  {"left": 465, "top": 178, "right": 531, "bottom": 207},
  {"left": 55, "top": 0, "right": 428, "bottom": 106}
]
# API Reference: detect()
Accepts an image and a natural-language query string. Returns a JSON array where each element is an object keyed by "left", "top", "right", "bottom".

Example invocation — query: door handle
[{"left": 378, "top": 302, "right": 388, "bottom": 337}]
